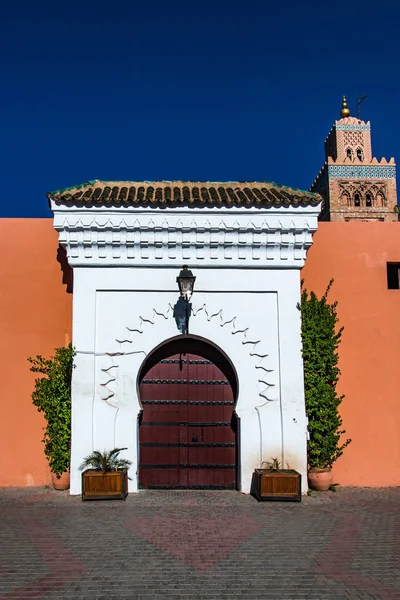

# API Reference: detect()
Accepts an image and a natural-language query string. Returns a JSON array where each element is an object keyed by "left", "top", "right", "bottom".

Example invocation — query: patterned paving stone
[
  {"left": 128, "top": 514, "right": 263, "bottom": 571},
  {"left": 0, "top": 487, "right": 399, "bottom": 599}
]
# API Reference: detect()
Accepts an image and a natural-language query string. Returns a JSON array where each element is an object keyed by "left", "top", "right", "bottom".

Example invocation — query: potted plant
[
  {"left": 28, "top": 344, "right": 74, "bottom": 490},
  {"left": 299, "top": 280, "right": 351, "bottom": 491},
  {"left": 79, "top": 448, "right": 132, "bottom": 501},
  {"left": 252, "top": 458, "right": 301, "bottom": 502}
]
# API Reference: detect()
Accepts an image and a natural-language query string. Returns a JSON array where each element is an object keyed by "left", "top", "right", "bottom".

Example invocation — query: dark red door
[{"left": 139, "top": 352, "right": 236, "bottom": 489}]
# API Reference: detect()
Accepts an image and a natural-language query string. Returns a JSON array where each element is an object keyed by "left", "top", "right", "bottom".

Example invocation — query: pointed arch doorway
[{"left": 138, "top": 335, "right": 239, "bottom": 489}]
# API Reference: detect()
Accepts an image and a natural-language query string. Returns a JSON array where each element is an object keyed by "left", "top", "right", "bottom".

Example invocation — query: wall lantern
[
  {"left": 174, "top": 266, "right": 196, "bottom": 334},
  {"left": 176, "top": 265, "right": 196, "bottom": 301}
]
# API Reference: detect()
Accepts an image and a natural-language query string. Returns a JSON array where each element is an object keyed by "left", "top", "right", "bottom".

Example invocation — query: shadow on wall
[{"left": 57, "top": 245, "right": 73, "bottom": 294}]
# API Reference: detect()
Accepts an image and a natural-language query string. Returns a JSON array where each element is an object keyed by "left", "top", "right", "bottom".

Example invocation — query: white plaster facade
[{"left": 51, "top": 202, "right": 321, "bottom": 495}]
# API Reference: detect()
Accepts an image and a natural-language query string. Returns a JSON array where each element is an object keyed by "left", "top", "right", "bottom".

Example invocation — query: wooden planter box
[
  {"left": 81, "top": 469, "right": 128, "bottom": 501},
  {"left": 252, "top": 469, "right": 301, "bottom": 502}
]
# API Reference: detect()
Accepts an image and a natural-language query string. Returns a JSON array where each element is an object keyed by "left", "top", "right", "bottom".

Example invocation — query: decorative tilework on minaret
[{"left": 311, "top": 96, "right": 398, "bottom": 221}]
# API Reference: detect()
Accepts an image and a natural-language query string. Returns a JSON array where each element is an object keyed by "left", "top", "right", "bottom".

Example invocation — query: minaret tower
[{"left": 311, "top": 96, "right": 397, "bottom": 221}]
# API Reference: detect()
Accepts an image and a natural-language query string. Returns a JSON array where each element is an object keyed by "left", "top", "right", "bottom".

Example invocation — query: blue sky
[{"left": 1, "top": 0, "right": 399, "bottom": 217}]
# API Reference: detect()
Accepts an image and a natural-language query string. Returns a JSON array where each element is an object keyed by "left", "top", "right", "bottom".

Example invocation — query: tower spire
[
  {"left": 311, "top": 95, "right": 397, "bottom": 222},
  {"left": 340, "top": 95, "right": 350, "bottom": 118}
]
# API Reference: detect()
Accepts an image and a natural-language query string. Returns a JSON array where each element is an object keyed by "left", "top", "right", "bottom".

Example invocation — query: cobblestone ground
[{"left": 1, "top": 487, "right": 400, "bottom": 600}]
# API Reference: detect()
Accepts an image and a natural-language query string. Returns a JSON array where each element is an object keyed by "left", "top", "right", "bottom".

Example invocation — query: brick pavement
[{"left": 0, "top": 486, "right": 399, "bottom": 599}]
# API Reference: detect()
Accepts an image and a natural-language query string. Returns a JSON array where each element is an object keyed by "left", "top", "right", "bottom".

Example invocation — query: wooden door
[{"left": 139, "top": 352, "right": 236, "bottom": 489}]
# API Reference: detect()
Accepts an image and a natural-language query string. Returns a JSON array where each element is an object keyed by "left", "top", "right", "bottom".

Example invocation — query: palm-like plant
[
  {"left": 261, "top": 457, "right": 281, "bottom": 471},
  {"left": 79, "top": 448, "right": 132, "bottom": 473}
]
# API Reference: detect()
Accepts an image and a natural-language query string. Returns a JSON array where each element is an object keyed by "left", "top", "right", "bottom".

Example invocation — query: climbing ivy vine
[
  {"left": 28, "top": 344, "right": 75, "bottom": 477},
  {"left": 298, "top": 280, "right": 351, "bottom": 469}
]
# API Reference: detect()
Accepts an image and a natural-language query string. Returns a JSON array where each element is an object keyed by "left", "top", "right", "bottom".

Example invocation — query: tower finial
[{"left": 340, "top": 95, "right": 350, "bottom": 118}]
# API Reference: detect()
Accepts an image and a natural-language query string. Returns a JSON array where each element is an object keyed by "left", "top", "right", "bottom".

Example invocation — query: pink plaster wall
[
  {"left": 1, "top": 219, "right": 399, "bottom": 488},
  {"left": 0, "top": 219, "right": 72, "bottom": 487},
  {"left": 302, "top": 222, "right": 400, "bottom": 486}
]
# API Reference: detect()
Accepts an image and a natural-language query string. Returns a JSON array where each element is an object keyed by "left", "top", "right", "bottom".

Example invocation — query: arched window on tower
[
  {"left": 376, "top": 192, "right": 386, "bottom": 207},
  {"left": 346, "top": 148, "right": 353, "bottom": 160},
  {"left": 366, "top": 193, "right": 373, "bottom": 207},
  {"left": 356, "top": 148, "right": 364, "bottom": 161},
  {"left": 354, "top": 193, "right": 361, "bottom": 207},
  {"left": 340, "top": 191, "right": 351, "bottom": 207}
]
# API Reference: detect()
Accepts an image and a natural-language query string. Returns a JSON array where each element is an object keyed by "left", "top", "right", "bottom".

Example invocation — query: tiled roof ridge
[
  {"left": 49, "top": 179, "right": 321, "bottom": 197},
  {"left": 47, "top": 180, "right": 321, "bottom": 207}
]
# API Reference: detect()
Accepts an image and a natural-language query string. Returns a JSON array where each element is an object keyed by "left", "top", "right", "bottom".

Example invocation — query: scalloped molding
[
  {"left": 96, "top": 301, "right": 277, "bottom": 410},
  {"left": 52, "top": 205, "right": 320, "bottom": 268}
]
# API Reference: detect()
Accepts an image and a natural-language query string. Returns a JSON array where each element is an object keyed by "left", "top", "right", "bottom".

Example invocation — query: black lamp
[{"left": 176, "top": 265, "right": 196, "bottom": 301}]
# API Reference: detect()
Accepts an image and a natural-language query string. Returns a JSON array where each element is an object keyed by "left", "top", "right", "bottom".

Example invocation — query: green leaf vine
[
  {"left": 28, "top": 344, "right": 75, "bottom": 477},
  {"left": 298, "top": 280, "right": 351, "bottom": 469}
]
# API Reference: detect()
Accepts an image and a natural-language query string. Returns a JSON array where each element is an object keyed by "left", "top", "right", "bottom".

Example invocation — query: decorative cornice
[
  {"left": 328, "top": 165, "right": 396, "bottom": 179},
  {"left": 336, "top": 125, "right": 370, "bottom": 131},
  {"left": 335, "top": 117, "right": 370, "bottom": 126},
  {"left": 52, "top": 206, "right": 320, "bottom": 269}
]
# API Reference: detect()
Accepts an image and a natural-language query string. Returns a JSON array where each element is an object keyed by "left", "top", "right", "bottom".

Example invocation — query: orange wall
[
  {"left": 1, "top": 219, "right": 399, "bottom": 488},
  {"left": 0, "top": 219, "right": 72, "bottom": 487},
  {"left": 302, "top": 223, "right": 400, "bottom": 487}
]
